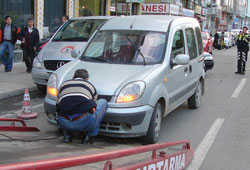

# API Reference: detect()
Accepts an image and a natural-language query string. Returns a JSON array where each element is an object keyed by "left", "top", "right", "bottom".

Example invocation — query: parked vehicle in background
[
  {"left": 45, "top": 15, "right": 205, "bottom": 143},
  {"left": 31, "top": 16, "right": 114, "bottom": 92},
  {"left": 231, "top": 29, "right": 241, "bottom": 36},
  {"left": 217, "top": 32, "right": 232, "bottom": 49},
  {"left": 204, "top": 52, "right": 214, "bottom": 72},
  {"left": 201, "top": 32, "right": 213, "bottom": 54}
]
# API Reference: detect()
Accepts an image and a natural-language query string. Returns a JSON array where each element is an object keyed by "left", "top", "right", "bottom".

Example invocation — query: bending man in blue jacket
[{"left": 56, "top": 69, "right": 108, "bottom": 144}]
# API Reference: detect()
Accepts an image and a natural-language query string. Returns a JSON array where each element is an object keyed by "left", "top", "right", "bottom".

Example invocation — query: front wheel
[
  {"left": 143, "top": 102, "right": 163, "bottom": 144},
  {"left": 36, "top": 84, "right": 47, "bottom": 94},
  {"left": 188, "top": 81, "right": 202, "bottom": 109}
]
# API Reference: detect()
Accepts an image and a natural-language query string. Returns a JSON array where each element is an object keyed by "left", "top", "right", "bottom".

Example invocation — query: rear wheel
[
  {"left": 143, "top": 102, "right": 162, "bottom": 144},
  {"left": 188, "top": 81, "right": 202, "bottom": 109}
]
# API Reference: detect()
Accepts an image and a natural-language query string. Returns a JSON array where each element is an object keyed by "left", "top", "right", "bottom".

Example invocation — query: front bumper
[
  {"left": 44, "top": 96, "right": 154, "bottom": 137},
  {"left": 31, "top": 67, "right": 53, "bottom": 86}
]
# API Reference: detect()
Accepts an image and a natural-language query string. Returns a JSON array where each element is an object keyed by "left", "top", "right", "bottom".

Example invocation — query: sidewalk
[{"left": 0, "top": 62, "right": 38, "bottom": 100}]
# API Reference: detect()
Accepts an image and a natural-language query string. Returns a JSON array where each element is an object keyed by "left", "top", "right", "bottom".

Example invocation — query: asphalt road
[{"left": 0, "top": 46, "right": 250, "bottom": 170}]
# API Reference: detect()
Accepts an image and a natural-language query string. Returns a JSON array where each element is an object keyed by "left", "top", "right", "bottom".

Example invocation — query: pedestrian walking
[
  {"left": 61, "top": 15, "right": 69, "bottom": 24},
  {"left": 235, "top": 26, "right": 250, "bottom": 75},
  {"left": 20, "top": 18, "right": 40, "bottom": 73},
  {"left": 220, "top": 31, "right": 225, "bottom": 50},
  {"left": 56, "top": 69, "right": 108, "bottom": 144},
  {"left": 213, "top": 31, "right": 219, "bottom": 49},
  {"left": 0, "top": 16, "right": 21, "bottom": 72}
]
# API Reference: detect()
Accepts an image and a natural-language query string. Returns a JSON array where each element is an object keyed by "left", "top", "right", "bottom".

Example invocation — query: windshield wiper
[
  {"left": 81, "top": 56, "right": 112, "bottom": 63},
  {"left": 124, "top": 35, "right": 146, "bottom": 65}
]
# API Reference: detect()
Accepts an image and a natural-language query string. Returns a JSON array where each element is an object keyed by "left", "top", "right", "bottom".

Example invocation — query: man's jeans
[
  {"left": 58, "top": 99, "right": 108, "bottom": 136},
  {"left": 0, "top": 41, "right": 14, "bottom": 71}
]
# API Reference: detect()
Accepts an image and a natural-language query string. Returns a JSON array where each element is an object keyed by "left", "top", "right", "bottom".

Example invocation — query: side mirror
[
  {"left": 71, "top": 49, "right": 80, "bottom": 58},
  {"left": 173, "top": 54, "right": 190, "bottom": 65}
]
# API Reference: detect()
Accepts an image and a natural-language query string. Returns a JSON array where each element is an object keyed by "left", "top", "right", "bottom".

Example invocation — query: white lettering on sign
[
  {"left": 136, "top": 153, "right": 185, "bottom": 170},
  {"left": 141, "top": 4, "right": 170, "bottom": 14}
]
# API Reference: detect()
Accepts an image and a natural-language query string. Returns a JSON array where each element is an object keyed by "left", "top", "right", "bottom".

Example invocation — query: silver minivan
[
  {"left": 45, "top": 15, "right": 205, "bottom": 143},
  {"left": 31, "top": 16, "right": 114, "bottom": 91}
]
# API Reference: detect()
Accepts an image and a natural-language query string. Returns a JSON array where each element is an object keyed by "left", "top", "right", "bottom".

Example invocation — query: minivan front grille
[
  {"left": 98, "top": 95, "right": 113, "bottom": 102},
  {"left": 44, "top": 60, "right": 70, "bottom": 71}
]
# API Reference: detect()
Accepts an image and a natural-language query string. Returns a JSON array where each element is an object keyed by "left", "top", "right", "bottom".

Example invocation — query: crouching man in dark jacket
[{"left": 56, "top": 69, "right": 108, "bottom": 144}]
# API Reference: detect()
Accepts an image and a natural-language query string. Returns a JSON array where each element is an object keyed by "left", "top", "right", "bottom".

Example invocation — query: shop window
[
  {"left": 44, "top": 0, "right": 66, "bottom": 38},
  {"left": 0, "top": 0, "right": 34, "bottom": 28}
]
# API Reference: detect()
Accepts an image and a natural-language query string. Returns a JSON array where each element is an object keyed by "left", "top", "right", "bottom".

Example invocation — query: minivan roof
[
  {"left": 100, "top": 15, "right": 199, "bottom": 32},
  {"left": 70, "top": 16, "right": 115, "bottom": 20}
]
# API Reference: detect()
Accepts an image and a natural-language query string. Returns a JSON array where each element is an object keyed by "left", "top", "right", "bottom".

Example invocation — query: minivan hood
[
  {"left": 39, "top": 41, "right": 86, "bottom": 61},
  {"left": 58, "top": 60, "right": 159, "bottom": 95}
]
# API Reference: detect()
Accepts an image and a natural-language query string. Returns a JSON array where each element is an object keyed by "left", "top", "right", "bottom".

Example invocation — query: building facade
[{"left": 1, "top": 0, "right": 250, "bottom": 39}]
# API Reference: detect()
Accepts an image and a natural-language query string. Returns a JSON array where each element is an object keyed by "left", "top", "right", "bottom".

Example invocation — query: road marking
[
  {"left": 231, "top": 78, "right": 247, "bottom": 98},
  {"left": 187, "top": 118, "right": 225, "bottom": 170},
  {"left": 0, "top": 103, "right": 44, "bottom": 118}
]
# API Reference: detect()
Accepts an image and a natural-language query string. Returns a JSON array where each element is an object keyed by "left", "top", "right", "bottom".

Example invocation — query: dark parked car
[{"left": 204, "top": 52, "right": 214, "bottom": 72}]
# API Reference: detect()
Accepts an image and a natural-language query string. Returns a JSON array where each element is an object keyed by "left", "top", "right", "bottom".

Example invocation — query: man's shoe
[
  {"left": 235, "top": 72, "right": 240, "bottom": 74},
  {"left": 81, "top": 135, "right": 94, "bottom": 144},
  {"left": 241, "top": 72, "right": 245, "bottom": 75},
  {"left": 63, "top": 131, "right": 72, "bottom": 143},
  {"left": 5, "top": 70, "right": 11, "bottom": 72}
]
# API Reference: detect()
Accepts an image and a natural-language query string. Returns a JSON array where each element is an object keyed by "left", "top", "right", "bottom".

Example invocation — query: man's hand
[
  {"left": 21, "top": 38, "right": 25, "bottom": 44},
  {"left": 34, "top": 47, "right": 37, "bottom": 51}
]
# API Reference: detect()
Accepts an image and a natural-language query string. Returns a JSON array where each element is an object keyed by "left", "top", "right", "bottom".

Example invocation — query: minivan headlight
[
  {"left": 116, "top": 81, "right": 146, "bottom": 103},
  {"left": 47, "top": 74, "right": 58, "bottom": 97},
  {"left": 33, "top": 57, "right": 44, "bottom": 69}
]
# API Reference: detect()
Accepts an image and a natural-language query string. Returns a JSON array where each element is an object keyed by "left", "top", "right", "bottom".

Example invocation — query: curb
[{"left": 0, "top": 86, "right": 38, "bottom": 100}]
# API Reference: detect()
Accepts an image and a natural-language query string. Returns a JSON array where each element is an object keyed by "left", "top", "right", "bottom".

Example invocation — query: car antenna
[{"left": 130, "top": 16, "right": 136, "bottom": 29}]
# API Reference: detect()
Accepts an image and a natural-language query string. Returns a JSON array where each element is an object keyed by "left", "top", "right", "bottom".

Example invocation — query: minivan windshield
[
  {"left": 52, "top": 19, "right": 105, "bottom": 42},
  {"left": 81, "top": 31, "right": 166, "bottom": 65}
]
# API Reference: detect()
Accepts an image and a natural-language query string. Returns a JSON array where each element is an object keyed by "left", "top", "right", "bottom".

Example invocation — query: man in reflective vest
[{"left": 235, "top": 26, "right": 250, "bottom": 75}]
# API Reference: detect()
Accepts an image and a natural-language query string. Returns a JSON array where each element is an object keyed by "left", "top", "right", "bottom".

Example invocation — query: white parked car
[{"left": 45, "top": 15, "right": 205, "bottom": 143}]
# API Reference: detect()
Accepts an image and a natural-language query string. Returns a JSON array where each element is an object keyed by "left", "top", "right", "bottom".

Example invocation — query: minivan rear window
[
  {"left": 81, "top": 31, "right": 166, "bottom": 65},
  {"left": 52, "top": 19, "right": 105, "bottom": 42}
]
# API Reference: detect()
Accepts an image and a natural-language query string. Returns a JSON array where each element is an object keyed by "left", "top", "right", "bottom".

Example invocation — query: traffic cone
[{"left": 17, "top": 88, "right": 38, "bottom": 119}]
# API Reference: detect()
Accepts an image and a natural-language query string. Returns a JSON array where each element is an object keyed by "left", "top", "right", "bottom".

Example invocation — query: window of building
[
  {"left": 0, "top": 0, "right": 34, "bottom": 28},
  {"left": 79, "top": 0, "right": 102, "bottom": 16},
  {"left": 185, "top": 28, "right": 198, "bottom": 60},
  {"left": 44, "top": 0, "right": 67, "bottom": 38}
]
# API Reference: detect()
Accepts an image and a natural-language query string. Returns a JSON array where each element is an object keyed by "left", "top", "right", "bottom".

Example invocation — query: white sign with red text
[
  {"left": 141, "top": 4, "right": 170, "bottom": 14},
  {"left": 136, "top": 153, "right": 185, "bottom": 170},
  {"left": 169, "top": 4, "right": 180, "bottom": 15}
]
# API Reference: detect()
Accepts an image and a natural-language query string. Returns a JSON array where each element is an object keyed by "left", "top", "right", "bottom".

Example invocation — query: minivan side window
[
  {"left": 185, "top": 28, "right": 198, "bottom": 60},
  {"left": 195, "top": 27, "right": 203, "bottom": 55},
  {"left": 171, "top": 30, "right": 185, "bottom": 60}
]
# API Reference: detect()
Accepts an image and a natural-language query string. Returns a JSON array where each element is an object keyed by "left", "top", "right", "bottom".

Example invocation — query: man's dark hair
[
  {"left": 4, "top": 16, "right": 11, "bottom": 20},
  {"left": 73, "top": 69, "right": 89, "bottom": 79},
  {"left": 243, "top": 26, "right": 248, "bottom": 30},
  {"left": 27, "top": 18, "right": 33, "bottom": 22},
  {"left": 62, "top": 15, "right": 69, "bottom": 20}
]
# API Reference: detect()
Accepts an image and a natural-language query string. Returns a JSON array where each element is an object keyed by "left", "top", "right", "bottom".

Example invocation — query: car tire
[
  {"left": 188, "top": 81, "right": 202, "bottom": 109},
  {"left": 143, "top": 102, "right": 163, "bottom": 144},
  {"left": 37, "top": 84, "right": 47, "bottom": 94}
]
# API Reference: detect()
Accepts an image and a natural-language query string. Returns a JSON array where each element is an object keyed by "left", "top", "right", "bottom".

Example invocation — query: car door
[
  {"left": 165, "top": 26, "right": 190, "bottom": 112},
  {"left": 184, "top": 26, "right": 203, "bottom": 96}
]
